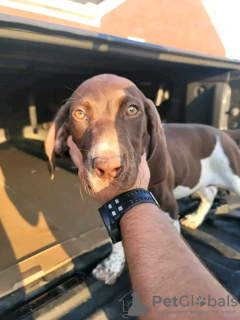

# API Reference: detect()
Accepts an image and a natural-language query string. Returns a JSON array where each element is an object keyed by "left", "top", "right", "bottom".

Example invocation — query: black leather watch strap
[{"left": 98, "top": 188, "right": 159, "bottom": 243}]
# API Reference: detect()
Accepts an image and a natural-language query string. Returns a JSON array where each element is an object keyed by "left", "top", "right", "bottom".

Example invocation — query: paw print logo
[{"left": 196, "top": 296, "right": 206, "bottom": 306}]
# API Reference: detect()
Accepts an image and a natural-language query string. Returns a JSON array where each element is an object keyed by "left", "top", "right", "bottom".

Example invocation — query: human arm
[
  {"left": 67, "top": 135, "right": 240, "bottom": 319},
  {"left": 120, "top": 203, "right": 240, "bottom": 319}
]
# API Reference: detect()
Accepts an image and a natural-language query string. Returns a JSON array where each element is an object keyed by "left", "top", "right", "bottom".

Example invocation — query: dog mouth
[{"left": 75, "top": 147, "right": 139, "bottom": 194}]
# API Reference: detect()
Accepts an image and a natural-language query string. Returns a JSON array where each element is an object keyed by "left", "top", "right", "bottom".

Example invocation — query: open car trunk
[{"left": 0, "top": 16, "right": 240, "bottom": 319}]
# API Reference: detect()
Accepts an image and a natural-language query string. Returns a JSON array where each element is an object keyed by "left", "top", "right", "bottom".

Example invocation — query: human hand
[{"left": 67, "top": 135, "right": 150, "bottom": 204}]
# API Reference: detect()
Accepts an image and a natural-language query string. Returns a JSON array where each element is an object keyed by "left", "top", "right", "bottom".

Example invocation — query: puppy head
[{"left": 45, "top": 74, "right": 162, "bottom": 193}]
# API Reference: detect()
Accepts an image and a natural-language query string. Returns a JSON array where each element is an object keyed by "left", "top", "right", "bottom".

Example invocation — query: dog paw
[
  {"left": 180, "top": 214, "right": 203, "bottom": 229},
  {"left": 92, "top": 253, "right": 125, "bottom": 285}
]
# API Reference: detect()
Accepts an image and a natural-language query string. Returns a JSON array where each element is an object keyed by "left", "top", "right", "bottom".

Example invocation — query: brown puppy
[
  {"left": 45, "top": 74, "right": 240, "bottom": 284},
  {"left": 45, "top": 74, "right": 180, "bottom": 284},
  {"left": 164, "top": 123, "right": 240, "bottom": 229},
  {"left": 45, "top": 74, "right": 179, "bottom": 219}
]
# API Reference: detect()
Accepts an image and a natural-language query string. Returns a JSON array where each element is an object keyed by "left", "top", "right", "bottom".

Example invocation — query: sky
[{"left": 202, "top": 0, "right": 240, "bottom": 60}]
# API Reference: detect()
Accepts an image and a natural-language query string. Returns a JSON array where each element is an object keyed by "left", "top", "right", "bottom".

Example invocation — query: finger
[
  {"left": 141, "top": 152, "right": 147, "bottom": 161},
  {"left": 138, "top": 152, "right": 150, "bottom": 188},
  {"left": 67, "top": 136, "right": 84, "bottom": 171}
]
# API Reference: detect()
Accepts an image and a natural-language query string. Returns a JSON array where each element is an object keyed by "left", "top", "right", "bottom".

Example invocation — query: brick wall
[{"left": 1, "top": 0, "right": 225, "bottom": 57}]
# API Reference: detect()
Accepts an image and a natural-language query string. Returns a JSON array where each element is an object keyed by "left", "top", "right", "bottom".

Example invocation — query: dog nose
[{"left": 92, "top": 157, "right": 122, "bottom": 179}]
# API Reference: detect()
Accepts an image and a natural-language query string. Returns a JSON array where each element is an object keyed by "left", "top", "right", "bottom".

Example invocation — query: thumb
[{"left": 67, "top": 136, "right": 84, "bottom": 172}]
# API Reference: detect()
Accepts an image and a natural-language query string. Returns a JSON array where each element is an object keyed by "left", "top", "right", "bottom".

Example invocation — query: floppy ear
[
  {"left": 44, "top": 103, "right": 70, "bottom": 179},
  {"left": 144, "top": 97, "right": 171, "bottom": 189},
  {"left": 144, "top": 98, "right": 164, "bottom": 160}
]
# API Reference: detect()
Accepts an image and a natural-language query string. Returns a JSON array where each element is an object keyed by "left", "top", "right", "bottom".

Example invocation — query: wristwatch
[{"left": 98, "top": 188, "right": 159, "bottom": 243}]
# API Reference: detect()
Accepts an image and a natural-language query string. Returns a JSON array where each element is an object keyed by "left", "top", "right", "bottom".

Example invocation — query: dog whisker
[
  {"left": 79, "top": 184, "right": 84, "bottom": 201},
  {"left": 57, "top": 97, "right": 85, "bottom": 109},
  {"left": 63, "top": 85, "right": 84, "bottom": 100},
  {"left": 78, "top": 170, "right": 92, "bottom": 195},
  {"left": 78, "top": 148, "right": 90, "bottom": 153}
]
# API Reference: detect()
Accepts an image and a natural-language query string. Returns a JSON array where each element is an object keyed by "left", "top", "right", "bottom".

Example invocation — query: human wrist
[
  {"left": 98, "top": 190, "right": 159, "bottom": 243},
  {"left": 120, "top": 203, "right": 156, "bottom": 228},
  {"left": 120, "top": 203, "right": 162, "bottom": 230}
]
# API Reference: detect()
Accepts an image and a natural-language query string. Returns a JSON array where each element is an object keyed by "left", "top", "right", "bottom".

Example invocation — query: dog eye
[
  {"left": 126, "top": 106, "right": 138, "bottom": 116},
  {"left": 73, "top": 109, "right": 86, "bottom": 120}
]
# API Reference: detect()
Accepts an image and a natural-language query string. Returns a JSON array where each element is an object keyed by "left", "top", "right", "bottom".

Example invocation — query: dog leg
[
  {"left": 172, "top": 219, "right": 181, "bottom": 233},
  {"left": 162, "top": 212, "right": 181, "bottom": 233},
  {"left": 92, "top": 241, "right": 125, "bottom": 285},
  {"left": 180, "top": 186, "right": 218, "bottom": 229}
]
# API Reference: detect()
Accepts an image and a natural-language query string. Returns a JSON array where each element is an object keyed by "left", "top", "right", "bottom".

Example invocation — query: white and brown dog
[{"left": 45, "top": 74, "right": 240, "bottom": 284}]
